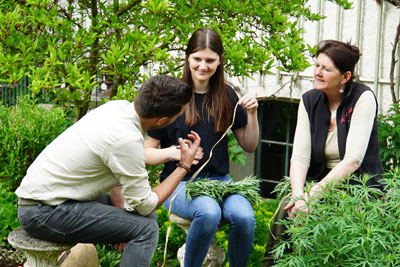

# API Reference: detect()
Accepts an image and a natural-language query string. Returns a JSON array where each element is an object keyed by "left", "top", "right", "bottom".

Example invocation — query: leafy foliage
[
  {"left": 0, "top": 182, "right": 19, "bottom": 249},
  {"left": 0, "top": 0, "right": 352, "bottom": 120},
  {"left": 0, "top": 96, "right": 73, "bottom": 191},
  {"left": 96, "top": 244, "right": 121, "bottom": 267},
  {"left": 378, "top": 103, "right": 400, "bottom": 171},
  {"left": 185, "top": 176, "right": 261, "bottom": 205},
  {"left": 272, "top": 170, "right": 400, "bottom": 266},
  {"left": 228, "top": 132, "right": 247, "bottom": 166}
]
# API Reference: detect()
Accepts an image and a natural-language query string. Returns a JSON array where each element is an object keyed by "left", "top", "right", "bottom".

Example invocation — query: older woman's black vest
[{"left": 301, "top": 82, "right": 384, "bottom": 188}]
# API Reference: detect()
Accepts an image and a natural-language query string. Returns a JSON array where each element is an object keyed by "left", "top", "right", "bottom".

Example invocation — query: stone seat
[
  {"left": 8, "top": 228, "right": 76, "bottom": 267},
  {"left": 169, "top": 213, "right": 225, "bottom": 267}
]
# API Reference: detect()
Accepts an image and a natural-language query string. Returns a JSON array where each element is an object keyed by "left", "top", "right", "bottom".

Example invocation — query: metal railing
[{"left": 0, "top": 76, "right": 31, "bottom": 106}]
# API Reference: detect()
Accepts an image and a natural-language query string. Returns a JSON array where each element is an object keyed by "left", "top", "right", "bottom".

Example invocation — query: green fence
[{"left": 0, "top": 76, "right": 31, "bottom": 106}]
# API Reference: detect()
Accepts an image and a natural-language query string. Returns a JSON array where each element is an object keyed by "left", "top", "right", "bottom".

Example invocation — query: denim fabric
[
  {"left": 164, "top": 174, "right": 255, "bottom": 267},
  {"left": 17, "top": 195, "right": 158, "bottom": 267}
]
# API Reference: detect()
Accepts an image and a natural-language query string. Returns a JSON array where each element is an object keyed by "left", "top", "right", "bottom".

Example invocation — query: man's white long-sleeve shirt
[{"left": 16, "top": 100, "right": 158, "bottom": 216}]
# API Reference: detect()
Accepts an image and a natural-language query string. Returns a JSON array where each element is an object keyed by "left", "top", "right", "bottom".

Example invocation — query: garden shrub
[
  {"left": 0, "top": 182, "right": 19, "bottom": 249},
  {"left": 0, "top": 96, "right": 73, "bottom": 191},
  {"left": 272, "top": 168, "right": 400, "bottom": 267},
  {"left": 378, "top": 103, "right": 400, "bottom": 171},
  {"left": 96, "top": 244, "right": 121, "bottom": 267}
]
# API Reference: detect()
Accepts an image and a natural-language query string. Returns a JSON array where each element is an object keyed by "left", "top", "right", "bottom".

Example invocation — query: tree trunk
[{"left": 390, "top": 19, "right": 400, "bottom": 104}]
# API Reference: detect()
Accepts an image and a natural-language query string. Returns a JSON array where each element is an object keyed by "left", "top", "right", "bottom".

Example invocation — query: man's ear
[{"left": 155, "top": 117, "right": 168, "bottom": 126}]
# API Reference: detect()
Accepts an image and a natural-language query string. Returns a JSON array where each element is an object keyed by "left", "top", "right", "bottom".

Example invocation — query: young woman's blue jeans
[
  {"left": 164, "top": 174, "right": 255, "bottom": 267},
  {"left": 17, "top": 195, "right": 158, "bottom": 267}
]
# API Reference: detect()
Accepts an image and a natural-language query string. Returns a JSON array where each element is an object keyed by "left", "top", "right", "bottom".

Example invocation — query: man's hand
[
  {"left": 177, "top": 131, "right": 201, "bottom": 168},
  {"left": 110, "top": 185, "right": 124, "bottom": 208},
  {"left": 176, "top": 144, "right": 204, "bottom": 164},
  {"left": 114, "top": 242, "right": 127, "bottom": 251}
]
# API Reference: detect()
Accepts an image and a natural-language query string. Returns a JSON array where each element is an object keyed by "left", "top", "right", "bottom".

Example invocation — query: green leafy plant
[
  {"left": 272, "top": 169, "right": 400, "bottom": 266},
  {"left": 0, "top": 182, "right": 19, "bottom": 249},
  {"left": 96, "top": 244, "right": 121, "bottom": 267},
  {"left": 378, "top": 103, "right": 400, "bottom": 171},
  {"left": 228, "top": 132, "right": 247, "bottom": 166},
  {"left": 185, "top": 176, "right": 261, "bottom": 205},
  {"left": 0, "top": 96, "right": 73, "bottom": 191}
]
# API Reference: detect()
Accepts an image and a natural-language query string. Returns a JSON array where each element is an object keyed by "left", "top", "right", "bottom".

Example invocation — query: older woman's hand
[{"left": 284, "top": 195, "right": 309, "bottom": 218}]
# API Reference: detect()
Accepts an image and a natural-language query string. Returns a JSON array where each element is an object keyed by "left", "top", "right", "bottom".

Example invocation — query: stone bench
[
  {"left": 169, "top": 214, "right": 225, "bottom": 267},
  {"left": 8, "top": 228, "right": 76, "bottom": 267}
]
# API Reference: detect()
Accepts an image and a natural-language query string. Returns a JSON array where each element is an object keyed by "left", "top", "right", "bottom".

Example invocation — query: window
[{"left": 255, "top": 99, "right": 299, "bottom": 198}]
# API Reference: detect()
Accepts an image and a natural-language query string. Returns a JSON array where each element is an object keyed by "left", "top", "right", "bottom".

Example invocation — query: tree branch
[
  {"left": 390, "top": 19, "right": 400, "bottom": 104},
  {"left": 116, "top": 0, "right": 141, "bottom": 17}
]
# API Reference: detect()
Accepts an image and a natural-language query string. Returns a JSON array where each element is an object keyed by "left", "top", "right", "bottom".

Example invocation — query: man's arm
[{"left": 150, "top": 131, "right": 201, "bottom": 212}]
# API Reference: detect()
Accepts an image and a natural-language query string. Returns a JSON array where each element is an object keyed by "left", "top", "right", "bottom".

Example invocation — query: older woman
[{"left": 263, "top": 40, "right": 384, "bottom": 266}]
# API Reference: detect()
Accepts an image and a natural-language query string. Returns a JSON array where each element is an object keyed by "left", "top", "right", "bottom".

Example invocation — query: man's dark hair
[{"left": 134, "top": 75, "right": 192, "bottom": 119}]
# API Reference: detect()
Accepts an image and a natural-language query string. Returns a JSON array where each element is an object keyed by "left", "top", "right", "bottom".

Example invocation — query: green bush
[
  {"left": 96, "top": 244, "right": 121, "bottom": 267},
  {"left": 273, "top": 169, "right": 400, "bottom": 267},
  {"left": 0, "top": 182, "right": 19, "bottom": 249},
  {"left": 378, "top": 103, "right": 400, "bottom": 171},
  {"left": 0, "top": 96, "right": 73, "bottom": 191},
  {"left": 228, "top": 132, "right": 247, "bottom": 166}
]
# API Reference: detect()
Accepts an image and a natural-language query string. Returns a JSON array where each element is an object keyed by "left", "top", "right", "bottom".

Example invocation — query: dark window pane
[
  {"left": 258, "top": 143, "right": 293, "bottom": 198},
  {"left": 260, "top": 101, "right": 298, "bottom": 143},
  {"left": 260, "top": 143, "right": 292, "bottom": 181},
  {"left": 256, "top": 100, "right": 298, "bottom": 198}
]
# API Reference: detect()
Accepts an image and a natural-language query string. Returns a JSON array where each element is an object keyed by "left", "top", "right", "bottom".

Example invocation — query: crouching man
[{"left": 15, "top": 75, "right": 200, "bottom": 267}]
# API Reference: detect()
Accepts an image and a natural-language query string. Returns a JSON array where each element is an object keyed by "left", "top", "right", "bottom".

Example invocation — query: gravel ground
[{"left": 0, "top": 248, "right": 25, "bottom": 267}]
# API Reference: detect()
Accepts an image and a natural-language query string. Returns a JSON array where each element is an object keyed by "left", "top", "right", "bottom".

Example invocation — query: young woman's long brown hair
[{"left": 182, "top": 28, "right": 233, "bottom": 133}]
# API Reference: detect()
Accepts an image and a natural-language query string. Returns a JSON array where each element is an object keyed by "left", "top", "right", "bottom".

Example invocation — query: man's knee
[{"left": 146, "top": 217, "right": 159, "bottom": 237}]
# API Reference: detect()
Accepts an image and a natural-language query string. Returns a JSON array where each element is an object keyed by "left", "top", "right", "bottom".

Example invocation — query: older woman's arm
[
  {"left": 309, "top": 90, "right": 377, "bottom": 197},
  {"left": 284, "top": 100, "right": 311, "bottom": 214}
]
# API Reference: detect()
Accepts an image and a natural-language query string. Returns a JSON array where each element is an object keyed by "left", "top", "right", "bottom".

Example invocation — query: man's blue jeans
[
  {"left": 17, "top": 195, "right": 158, "bottom": 267},
  {"left": 164, "top": 174, "right": 255, "bottom": 267}
]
